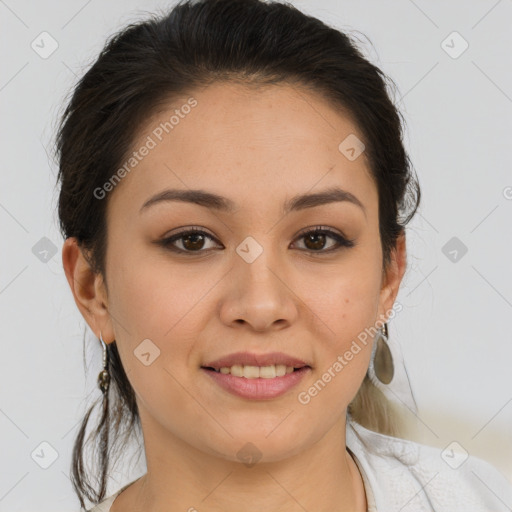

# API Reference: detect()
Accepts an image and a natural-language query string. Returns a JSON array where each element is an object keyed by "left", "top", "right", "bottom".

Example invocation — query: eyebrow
[{"left": 139, "top": 186, "right": 366, "bottom": 217}]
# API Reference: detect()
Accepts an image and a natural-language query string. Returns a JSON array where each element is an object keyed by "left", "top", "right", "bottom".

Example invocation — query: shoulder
[
  {"left": 346, "top": 419, "right": 512, "bottom": 512},
  {"left": 86, "top": 475, "right": 143, "bottom": 512},
  {"left": 86, "top": 484, "right": 128, "bottom": 512},
  {"left": 86, "top": 493, "right": 118, "bottom": 512}
]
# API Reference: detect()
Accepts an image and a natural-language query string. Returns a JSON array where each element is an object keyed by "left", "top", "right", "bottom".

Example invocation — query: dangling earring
[
  {"left": 97, "top": 331, "right": 111, "bottom": 394},
  {"left": 372, "top": 322, "right": 393, "bottom": 384},
  {"left": 367, "top": 322, "right": 418, "bottom": 413}
]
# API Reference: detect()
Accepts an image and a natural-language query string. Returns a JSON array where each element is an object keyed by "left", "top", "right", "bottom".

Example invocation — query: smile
[{"left": 201, "top": 366, "right": 311, "bottom": 399}]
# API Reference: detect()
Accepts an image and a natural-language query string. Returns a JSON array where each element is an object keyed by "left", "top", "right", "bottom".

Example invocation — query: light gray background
[{"left": 1, "top": 0, "right": 511, "bottom": 510}]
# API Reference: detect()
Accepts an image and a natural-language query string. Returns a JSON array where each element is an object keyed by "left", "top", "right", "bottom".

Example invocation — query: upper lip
[{"left": 202, "top": 351, "right": 311, "bottom": 369}]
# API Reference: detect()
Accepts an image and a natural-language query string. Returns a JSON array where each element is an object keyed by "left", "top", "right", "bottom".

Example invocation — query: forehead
[{"left": 108, "top": 81, "right": 376, "bottom": 218}]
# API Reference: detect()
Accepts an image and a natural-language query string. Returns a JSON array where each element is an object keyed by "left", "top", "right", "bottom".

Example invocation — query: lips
[
  {"left": 202, "top": 351, "right": 311, "bottom": 370},
  {"left": 203, "top": 365, "right": 311, "bottom": 399}
]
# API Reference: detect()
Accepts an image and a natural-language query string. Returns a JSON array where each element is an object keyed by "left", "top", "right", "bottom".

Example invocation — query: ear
[
  {"left": 376, "top": 230, "right": 407, "bottom": 323},
  {"left": 62, "top": 237, "right": 115, "bottom": 343}
]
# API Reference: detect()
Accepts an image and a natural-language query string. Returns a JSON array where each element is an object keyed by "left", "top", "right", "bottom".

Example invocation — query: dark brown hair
[{"left": 55, "top": 0, "right": 421, "bottom": 508}]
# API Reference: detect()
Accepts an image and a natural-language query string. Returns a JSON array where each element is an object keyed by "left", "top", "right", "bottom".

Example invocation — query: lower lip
[{"left": 201, "top": 367, "right": 311, "bottom": 400}]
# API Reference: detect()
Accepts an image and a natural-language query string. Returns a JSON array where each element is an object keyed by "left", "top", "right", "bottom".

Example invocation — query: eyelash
[{"left": 158, "top": 226, "right": 355, "bottom": 255}]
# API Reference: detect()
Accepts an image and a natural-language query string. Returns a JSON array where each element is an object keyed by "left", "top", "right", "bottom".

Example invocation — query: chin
[{"left": 202, "top": 431, "right": 309, "bottom": 465}]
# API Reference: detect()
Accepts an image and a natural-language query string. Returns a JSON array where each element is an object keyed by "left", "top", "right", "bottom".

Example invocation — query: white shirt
[{"left": 87, "top": 417, "right": 512, "bottom": 511}]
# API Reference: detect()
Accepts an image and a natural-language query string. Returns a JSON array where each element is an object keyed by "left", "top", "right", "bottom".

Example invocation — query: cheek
[
  {"left": 297, "top": 292, "right": 375, "bottom": 418},
  {"left": 108, "top": 247, "right": 212, "bottom": 338},
  {"left": 299, "top": 259, "right": 382, "bottom": 340},
  {"left": 106, "top": 250, "right": 223, "bottom": 394},
  {"left": 296, "top": 255, "right": 381, "bottom": 390},
  {"left": 106, "top": 258, "right": 203, "bottom": 411}
]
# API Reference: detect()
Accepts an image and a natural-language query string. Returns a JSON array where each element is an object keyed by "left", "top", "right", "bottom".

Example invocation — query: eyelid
[
  {"left": 166, "top": 226, "right": 217, "bottom": 240},
  {"left": 158, "top": 225, "right": 355, "bottom": 254},
  {"left": 291, "top": 226, "right": 356, "bottom": 252},
  {"left": 294, "top": 224, "right": 347, "bottom": 240}
]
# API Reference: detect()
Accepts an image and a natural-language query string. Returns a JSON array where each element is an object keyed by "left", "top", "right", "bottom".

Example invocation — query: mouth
[
  {"left": 202, "top": 351, "right": 312, "bottom": 375},
  {"left": 201, "top": 364, "right": 312, "bottom": 400},
  {"left": 201, "top": 364, "right": 311, "bottom": 379}
]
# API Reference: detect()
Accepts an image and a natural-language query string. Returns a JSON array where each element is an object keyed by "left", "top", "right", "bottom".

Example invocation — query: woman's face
[{"left": 75, "top": 82, "right": 405, "bottom": 462}]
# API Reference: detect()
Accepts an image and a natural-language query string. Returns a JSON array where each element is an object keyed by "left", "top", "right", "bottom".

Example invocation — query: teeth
[{"left": 211, "top": 364, "right": 297, "bottom": 379}]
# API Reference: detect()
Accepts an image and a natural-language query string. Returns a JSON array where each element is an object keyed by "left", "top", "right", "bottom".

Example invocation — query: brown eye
[
  {"left": 160, "top": 228, "right": 220, "bottom": 253},
  {"left": 180, "top": 232, "right": 208, "bottom": 251},
  {"left": 293, "top": 227, "right": 355, "bottom": 253},
  {"left": 303, "top": 231, "right": 329, "bottom": 251},
  {"left": 158, "top": 226, "right": 355, "bottom": 255}
]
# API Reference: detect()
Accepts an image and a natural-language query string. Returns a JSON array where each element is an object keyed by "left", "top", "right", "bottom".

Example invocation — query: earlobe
[{"left": 62, "top": 237, "right": 112, "bottom": 340}]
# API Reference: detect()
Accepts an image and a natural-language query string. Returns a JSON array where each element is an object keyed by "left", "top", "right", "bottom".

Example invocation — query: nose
[{"left": 219, "top": 247, "right": 299, "bottom": 332}]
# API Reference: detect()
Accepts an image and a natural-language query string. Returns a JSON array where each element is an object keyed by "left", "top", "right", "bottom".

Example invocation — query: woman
[{"left": 56, "top": 0, "right": 512, "bottom": 510}]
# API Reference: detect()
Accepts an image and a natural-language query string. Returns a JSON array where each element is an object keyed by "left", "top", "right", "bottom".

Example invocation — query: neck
[{"left": 114, "top": 412, "right": 367, "bottom": 512}]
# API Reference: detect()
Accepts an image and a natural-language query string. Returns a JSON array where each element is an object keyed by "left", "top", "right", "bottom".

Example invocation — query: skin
[{"left": 63, "top": 81, "right": 406, "bottom": 512}]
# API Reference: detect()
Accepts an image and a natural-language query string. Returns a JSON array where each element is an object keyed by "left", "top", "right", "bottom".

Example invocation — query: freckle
[{"left": 345, "top": 298, "right": 349, "bottom": 304}]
